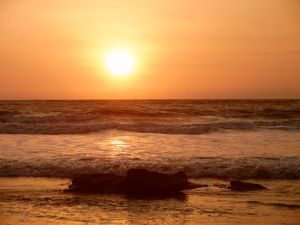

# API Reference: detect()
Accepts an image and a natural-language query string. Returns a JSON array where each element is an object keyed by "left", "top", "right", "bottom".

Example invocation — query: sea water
[{"left": 0, "top": 100, "right": 299, "bottom": 224}]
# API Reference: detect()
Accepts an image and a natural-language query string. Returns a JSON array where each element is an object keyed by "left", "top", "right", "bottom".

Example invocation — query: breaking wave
[{"left": 0, "top": 156, "right": 299, "bottom": 179}]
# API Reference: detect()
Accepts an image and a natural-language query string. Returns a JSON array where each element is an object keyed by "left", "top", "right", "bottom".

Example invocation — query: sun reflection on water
[
  {"left": 111, "top": 139, "right": 126, "bottom": 148},
  {"left": 108, "top": 138, "right": 129, "bottom": 157}
]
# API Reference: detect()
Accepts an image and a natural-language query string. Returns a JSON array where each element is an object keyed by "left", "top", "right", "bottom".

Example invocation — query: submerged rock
[
  {"left": 230, "top": 180, "right": 267, "bottom": 191},
  {"left": 65, "top": 168, "right": 201, "bottom": 194}
]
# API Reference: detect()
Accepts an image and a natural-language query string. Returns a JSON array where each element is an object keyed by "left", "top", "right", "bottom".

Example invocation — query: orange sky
[{"left": 0, "top": 0, "right": 299, "bottom": 99}]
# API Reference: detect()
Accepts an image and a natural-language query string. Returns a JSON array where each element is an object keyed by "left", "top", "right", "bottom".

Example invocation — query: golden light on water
[
  {"left": 105, "top": 50, "right": 135, "bottom": 77},
  {"left": 110, "top": 139, "right": 126, "bottom": 147}
]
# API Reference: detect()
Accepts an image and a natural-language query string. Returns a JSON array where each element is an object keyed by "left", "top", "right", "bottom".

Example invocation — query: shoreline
[{"left": 1, "top": 177, "right": 299, "bottom": 225}]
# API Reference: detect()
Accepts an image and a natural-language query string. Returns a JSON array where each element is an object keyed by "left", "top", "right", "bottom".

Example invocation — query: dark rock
[
  {"left": 123, "top": 169, "right": 190, "bottom": 194},
  {"left": 230, "top": 180, "right": 267, "bottom": 191},
  {"left": 65, "top": 168, "right": 202, "bottom": 195},
  {"left": 66, "top": 173, "right": 125, "bottom": 193}
]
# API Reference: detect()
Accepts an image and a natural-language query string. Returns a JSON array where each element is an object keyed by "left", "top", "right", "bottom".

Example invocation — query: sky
[{"left": 0, "top": 0, "right": 299, "bottom": 99}]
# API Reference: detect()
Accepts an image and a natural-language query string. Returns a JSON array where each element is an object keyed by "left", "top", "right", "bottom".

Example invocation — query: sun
[{"left": 105, "top": 50, "right": 135, "bottom": 76}]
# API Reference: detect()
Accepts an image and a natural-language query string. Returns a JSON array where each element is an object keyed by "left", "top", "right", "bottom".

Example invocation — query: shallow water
[{"left": 0, "top": 178, "right": 299, "bottom": 225}]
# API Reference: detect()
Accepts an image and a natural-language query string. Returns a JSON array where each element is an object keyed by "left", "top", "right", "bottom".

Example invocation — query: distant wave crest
[
  {"left": 0, "top": 100, "right": 299, "bottom": 134},
  {"left": 0, "top": 120, "right": 299, "bottom": 134}
]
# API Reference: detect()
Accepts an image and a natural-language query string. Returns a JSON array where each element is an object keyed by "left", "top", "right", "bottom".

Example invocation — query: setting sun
[
  {"left": 105, "top": 50, "right": 135, "bottom": 77},
  {"left": 1, "top": 1, "right": 300, "bottom": 225}
]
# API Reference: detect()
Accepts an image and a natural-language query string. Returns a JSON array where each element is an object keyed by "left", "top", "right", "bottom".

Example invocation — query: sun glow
[{"left": 105, "top": 50, "right": 135, "bottom": 77}]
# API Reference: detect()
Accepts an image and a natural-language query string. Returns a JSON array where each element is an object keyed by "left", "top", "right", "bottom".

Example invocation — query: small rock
[{"left": 230, "top": 180, "right": 267, "bottom": 191}]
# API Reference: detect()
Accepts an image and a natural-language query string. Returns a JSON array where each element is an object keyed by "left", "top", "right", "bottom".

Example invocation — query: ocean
[{"left": 0, "top": 100, "right": 299, "bottom": 224}]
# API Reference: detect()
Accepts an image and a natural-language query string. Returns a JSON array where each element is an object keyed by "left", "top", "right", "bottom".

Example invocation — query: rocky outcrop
[
  {"left": 65, "top": 168, "right": 201, "bottom": 194},
  {"left": 67, "top": 173, "right": 125, "bottom": 193},
  {"left": 230, "top": 180, "right": 267, "bottom": 191},
  {"left": 123, "top": 169, "right": 190, "bottom": 194}
]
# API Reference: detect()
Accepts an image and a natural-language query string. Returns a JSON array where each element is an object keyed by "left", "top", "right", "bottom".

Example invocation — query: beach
[{"left": 0, "top": 100, "right": 299, "bottom": 224}]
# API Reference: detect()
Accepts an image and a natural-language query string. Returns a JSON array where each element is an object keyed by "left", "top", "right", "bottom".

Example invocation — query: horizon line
[{"left": 0, "top": 98, "right": 299, "bottom": 101}]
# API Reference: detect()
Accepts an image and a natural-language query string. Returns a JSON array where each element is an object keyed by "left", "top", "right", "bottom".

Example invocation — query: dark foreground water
[{"left": 0, "top": 178, "right": 299, "bottom": 225}]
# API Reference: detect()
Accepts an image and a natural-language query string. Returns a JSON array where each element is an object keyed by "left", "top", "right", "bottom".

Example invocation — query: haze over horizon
[{"left": 0, "top": 0, "right": 300, "bottom": 99}]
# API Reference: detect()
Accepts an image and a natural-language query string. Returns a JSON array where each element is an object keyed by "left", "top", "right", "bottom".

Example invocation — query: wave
[
  {"left": 0, "top": 110, "right": 170, "bottom": 123},
  {"left": 0, "top": 110, "right": 21, "bottom": 116},
  {"left": 0, "top": 120, "right": 299, "bottom": 135},
  {"left": 0, "top": 114, "right": 101, "bottom": 123},
  {"left": 247, "top": 201, "right": 300, "bottom": 209},
  {"left": 1, "top": 100, "right": 299, "bottom": 134},
  {"left": 0, "top": 157, "right": 299, "bottom": 179},
  {"left": 0, "top": 100, "right": 300, "bottom": 123}
]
